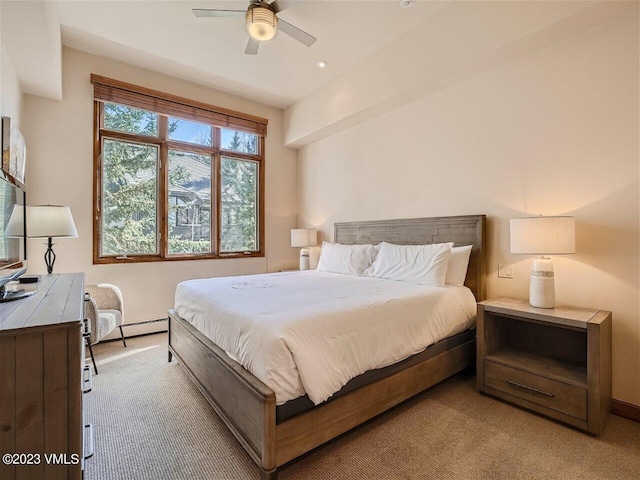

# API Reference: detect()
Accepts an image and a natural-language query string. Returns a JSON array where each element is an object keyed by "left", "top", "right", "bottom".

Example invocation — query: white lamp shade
[
  {"left": 510, "top": 216, "right": 575, "bottom": 255},
  {"left": 291, "top": 228, "right": 318, "bottom": 248},
  {"left": 25, "top": 205, "right": 78, "bottom": 238}
]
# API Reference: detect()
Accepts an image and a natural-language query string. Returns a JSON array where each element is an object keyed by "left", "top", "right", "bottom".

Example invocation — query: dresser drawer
[{"left": 484, "top": 360, "right": 587, "bottom": 420}]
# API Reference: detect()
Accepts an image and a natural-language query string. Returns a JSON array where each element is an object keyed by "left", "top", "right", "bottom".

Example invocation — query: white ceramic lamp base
[
  {"left": 299, "top": 248, "right": 310, "bottom": 271},
  {"left": 529, "top": 257, "right": 555, "bottom": 309}
]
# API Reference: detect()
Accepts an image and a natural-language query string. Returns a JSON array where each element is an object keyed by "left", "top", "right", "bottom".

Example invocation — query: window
[
  {"left": 221, "top": 157, "right": 258, "bottom": 252},
  {"left": 168, "top": 150, "right": 211, "bottom": 255},
  {"left": 92, "top": 75, "right": 267, "bottom": 263}
]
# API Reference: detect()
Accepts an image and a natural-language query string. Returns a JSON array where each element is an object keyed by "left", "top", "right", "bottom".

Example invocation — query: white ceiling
[
  {"left": 4, "top": 0, "right": 629, "bottom": 119},
  {"left": 57, "top": 0, "right": 450, "bottom": 108},
  {"left": 1, "top": 1, "right": 62, "bottom": 100}
]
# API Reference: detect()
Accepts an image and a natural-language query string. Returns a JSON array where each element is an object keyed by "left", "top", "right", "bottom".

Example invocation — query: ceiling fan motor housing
[{"left": 246, "top": 3, "right": 279, "bottom": 41}]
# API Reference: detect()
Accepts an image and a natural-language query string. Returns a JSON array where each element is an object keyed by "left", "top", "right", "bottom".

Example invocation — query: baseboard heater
[
  {"left": 121, "top": 317, "right": 168, "bottom": 328},
  {"left": 99, "top": 318, "right": 168, "bottom": 344}
]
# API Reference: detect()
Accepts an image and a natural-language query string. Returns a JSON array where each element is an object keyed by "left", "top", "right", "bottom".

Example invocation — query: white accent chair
[{"left": 84, "top": 283, "right": 126, "bottom": 374}]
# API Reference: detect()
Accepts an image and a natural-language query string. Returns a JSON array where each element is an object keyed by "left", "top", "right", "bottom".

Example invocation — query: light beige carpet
[{"left": 86, "top": 333, "right": 640, "bottom": 480}]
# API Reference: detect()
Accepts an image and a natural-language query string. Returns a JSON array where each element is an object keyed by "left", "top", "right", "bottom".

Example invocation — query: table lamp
[
  {"left": 291, "top": 228, "right": 318, "bottom": 271},
  {"left": 26, "top": 205, "right": 78, "bottom": 274},
  {"left": 510, "top": 216, "right": 575, "bottom": 309}
]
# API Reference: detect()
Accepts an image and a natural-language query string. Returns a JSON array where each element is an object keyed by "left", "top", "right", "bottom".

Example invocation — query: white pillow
[
  {"left": 445, "top": 245, "right": 473, "bottom": 286},
  {"left": 316, "top": 242, "right": 377, "bottom": 276},
  {"left": 364, "top": 242, "right": 454, "bottom": 286}
]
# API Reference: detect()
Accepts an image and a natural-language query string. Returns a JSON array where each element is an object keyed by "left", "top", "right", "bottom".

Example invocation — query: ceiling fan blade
[
  {"left": 192, "top": 9, "right": 245, "bottom": 18},
  {"left": 245, "top": 37, "right": 260, "bottom": 55},
  {"left": 269, "top": 0, "right": 290, "bottom": 14},
  {"left": 277, "top": 19, "right": 316, "bottom": 47}
]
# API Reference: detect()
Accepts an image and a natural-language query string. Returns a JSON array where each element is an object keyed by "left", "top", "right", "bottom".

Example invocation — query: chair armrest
[
  {"left": 86, "top": 284, "right": 124, "bottom": 315},
  {"left": 84, "top": 297, "right": 99, "bottom": 345}
]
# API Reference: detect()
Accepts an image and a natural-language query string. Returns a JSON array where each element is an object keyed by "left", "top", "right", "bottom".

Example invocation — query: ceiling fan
[{"left": 193, "top": 0, "right": 317, "bottom": 55}]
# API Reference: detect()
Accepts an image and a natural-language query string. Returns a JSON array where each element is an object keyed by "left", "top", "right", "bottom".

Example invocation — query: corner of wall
[{"left": 1, "top": 43, "right": 24, "bottom": 127}]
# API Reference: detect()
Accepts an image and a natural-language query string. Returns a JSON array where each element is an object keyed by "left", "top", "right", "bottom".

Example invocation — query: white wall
[
  {"left": 297, "top": 14, "right": 639, "bottom": 405},
  {"left": 22, "top": 47, "right": 298, "bottom": 335},
  {"left": 284, "top": 1, "right": 636, "bottom": 148},
  {"left": 1, "top": 0, "right": 63, "bottom": 100},
  {"left": 1, "top": 44, "right": 23, "bottom": 128}
]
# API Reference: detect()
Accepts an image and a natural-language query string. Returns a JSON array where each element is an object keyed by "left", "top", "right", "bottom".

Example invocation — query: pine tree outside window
[{"left": 92, "top": 75, "right": 266, "bottom": 264}]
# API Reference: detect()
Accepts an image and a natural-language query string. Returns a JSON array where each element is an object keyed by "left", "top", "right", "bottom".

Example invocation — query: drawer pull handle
[
  {"left": 506, "top": 380, "right": 555, "bottom": 398},
  {"left": 84, "top": 424, "right": 94, "bottom": 459},
  {"left": 83, "top": 365, "right": 93, "bottom": 394},
  {"left": 83, "top": 318, "right": 91, "bottom": 336}
]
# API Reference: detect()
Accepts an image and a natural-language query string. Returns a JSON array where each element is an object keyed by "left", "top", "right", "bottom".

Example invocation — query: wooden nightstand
[{"left": 477, "top": 297, "right": 611, "bottom": 435}]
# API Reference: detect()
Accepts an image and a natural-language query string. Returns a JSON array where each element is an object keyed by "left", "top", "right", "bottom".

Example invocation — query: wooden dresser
[
  {"left": 0, "top": 273, "right": 88, "bottom": 480},
  {"left": 477, "top": 297, "right": 612, "bottom": 435}
]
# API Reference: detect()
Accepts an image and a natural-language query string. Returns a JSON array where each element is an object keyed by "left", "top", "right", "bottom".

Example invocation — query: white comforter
[{"left": 174, "top": 270, "right": 476, "bottom": 405}]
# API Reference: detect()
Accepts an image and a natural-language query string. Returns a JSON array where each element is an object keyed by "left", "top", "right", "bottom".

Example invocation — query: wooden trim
[
  {"left": 93, "top": 101, "right": 102, "bottom": 265},
  {"left": 91, "top": 74, "right": 268, "bottom": 136},
  {"left": 93, "top": 251, "right": 264, "bottom": 265},
  {"left": 166, "top": 141, "right": 215, "bottom": 156},
  {"left": 258, "top": 136, "right": 266, "bottom": 256},
  {"left": 98, "top": 129, "right": 162, "bottom": 146},
  {"left": 612, "top": 399, "right": 640, "bottom": 422},
  {"left": 98, "top": 128, "right": 265, "bottom": 160}
]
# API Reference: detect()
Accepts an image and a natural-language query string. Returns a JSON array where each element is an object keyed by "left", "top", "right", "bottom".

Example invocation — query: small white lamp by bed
[
  {"left": 510, "top": 216, "right": 575, "bottom": 309},
  {"left": 291, "top": 228, "right": 318, "bottom": 271}
]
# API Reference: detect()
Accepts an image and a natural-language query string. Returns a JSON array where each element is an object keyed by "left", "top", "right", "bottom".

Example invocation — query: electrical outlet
[{"left": 498, "top": 264, "right": 513, "bottom": 279}]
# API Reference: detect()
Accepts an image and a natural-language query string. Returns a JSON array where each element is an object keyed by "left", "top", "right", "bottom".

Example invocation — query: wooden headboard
[{"left": 334, "top": 215, "right": 486, "bottom": 301}]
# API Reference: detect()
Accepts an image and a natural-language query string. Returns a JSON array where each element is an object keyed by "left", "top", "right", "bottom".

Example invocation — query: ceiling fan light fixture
[{"left": 246, "top": 5, "right": 278, "bottom": 41}]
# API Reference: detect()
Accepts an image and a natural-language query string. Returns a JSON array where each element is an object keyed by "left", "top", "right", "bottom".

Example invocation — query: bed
[{"left": 168, "top": 215, "right": 486, "bottom": 479}]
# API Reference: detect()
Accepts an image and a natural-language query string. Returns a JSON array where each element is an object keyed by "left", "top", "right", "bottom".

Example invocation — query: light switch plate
[{"left": 498, "top": 264, "right": 513, "bottom": 279}]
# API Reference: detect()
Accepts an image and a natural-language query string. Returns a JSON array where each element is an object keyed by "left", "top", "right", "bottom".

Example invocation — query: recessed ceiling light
[
  {"left": 316, "top": 61, "right": 328, "bottom": 69},
  {"left": 400, "top": 0, "right": 415, "bottom": 8}
]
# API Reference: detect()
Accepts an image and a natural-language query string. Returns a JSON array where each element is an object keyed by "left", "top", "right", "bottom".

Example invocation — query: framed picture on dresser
[{"left": 1, "top": 117, "right": 26, "bottom": 185}]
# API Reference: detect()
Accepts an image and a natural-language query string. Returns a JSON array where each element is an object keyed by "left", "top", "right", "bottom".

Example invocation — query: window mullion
[
  {"left": 258, "top": 135, "right": 265, "bottom": 255},
  {"left": 213, "top": 127, "right": 222, "bottom": 256},
  {"left": 165, "top": 140, "right": 217, "bottom": 156},
  {"left": 159, "top": 116, "right": 169, "bottom": 258},
  {"left": 214, "top": 126, "right": 221, "bottom": 149},
  {"left": 213, "top": 152, "right": 221, "bottom": 255}
]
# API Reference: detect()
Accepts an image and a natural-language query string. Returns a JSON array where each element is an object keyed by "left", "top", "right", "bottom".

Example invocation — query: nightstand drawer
[{"left": 485, "top": 360, "right": 587, "bottom": 420}]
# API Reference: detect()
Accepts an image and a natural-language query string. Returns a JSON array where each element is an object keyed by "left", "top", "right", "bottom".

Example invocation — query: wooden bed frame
[{"left": 168, "top": 214, "right": 486, "bottom": 479}]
